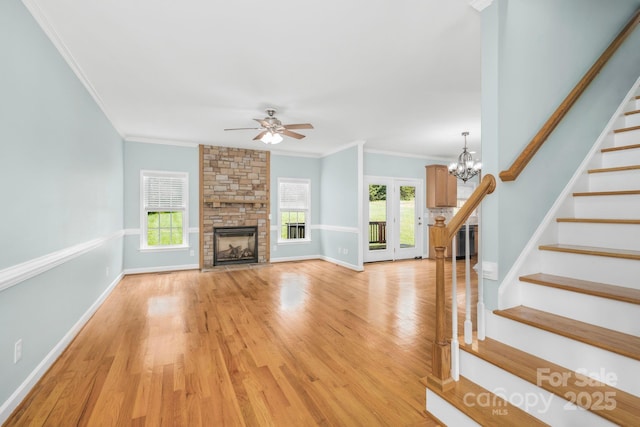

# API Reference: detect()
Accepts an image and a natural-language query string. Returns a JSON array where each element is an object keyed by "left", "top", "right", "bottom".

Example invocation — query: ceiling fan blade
[
  {"left": 283, "top": 123, "right": 314, "bottom": 130},
  {"left": 253, "top": 130, "right": 268, "bottom": 141},
  {"left": 281, "top": 129, "right": 306, "bottom": 140},
  {"left": 253, "top": 118, "right": 270, "bottom": 128},
  {"left": 224, "top": 127, "right": 260, "bottom": 131}
]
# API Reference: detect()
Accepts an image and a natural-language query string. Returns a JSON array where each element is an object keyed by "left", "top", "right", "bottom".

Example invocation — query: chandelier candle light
[{"left": 449, "top": 131, "right": 481, "bottom": 182}]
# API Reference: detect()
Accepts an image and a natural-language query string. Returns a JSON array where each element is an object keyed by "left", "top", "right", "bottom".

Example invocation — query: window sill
[{"left": 139, "top": 244, "right": 190, "bottom": 253}]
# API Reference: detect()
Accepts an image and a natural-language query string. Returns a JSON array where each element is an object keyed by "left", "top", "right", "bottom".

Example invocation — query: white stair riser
[
  {"left": 614, "top": 128, "right": 640, "bottom": 146},
  {"left": 426, "top": 390, "right": 480, "bottom": 426},
  {"left": 459, "top": 351, "right": 615, "bottom": 426},
  {"left": 556, "top": 222, "right": 640, "bottom": 251},
  {"left": 626, "top": 98, "right": 640, "bottom": 112},
  {"left": 486, "top": 312, "right": 640, "bottom": 397},
  {"left": 588, "top": 169, "right": 640, "bottom": 192},
  {"left": 520, "top": 282, "right": 639, "bottom": 336},
  {"left": 573, "top": 194, "right": 640, "bottom": 219},
  {"left": 539, "top": 250, "right": 639, "bottom": 289},
  {"left": 625, "top": 112, "right": 640, "bottom": 127},
  {"left": 600, "top": 148, "right": 640, "bottom": 168}
]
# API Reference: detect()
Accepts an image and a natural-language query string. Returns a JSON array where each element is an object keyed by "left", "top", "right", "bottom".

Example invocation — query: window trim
[
  {"left": 140, "top": 170, "right": 189, "bottom": 251},
  {"left": 277, "top": 177, "right": 311, "bottom": 244}
]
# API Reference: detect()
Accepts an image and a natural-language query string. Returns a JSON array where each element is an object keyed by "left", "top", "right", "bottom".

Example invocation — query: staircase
[{"left": 426, "top": 91, "right": 640, "bottom": 425}]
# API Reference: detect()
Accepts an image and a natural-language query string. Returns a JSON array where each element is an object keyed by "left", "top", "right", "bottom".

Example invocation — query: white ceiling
[{"left": 25, "top": 0, "right": 483, "bottom": 159}]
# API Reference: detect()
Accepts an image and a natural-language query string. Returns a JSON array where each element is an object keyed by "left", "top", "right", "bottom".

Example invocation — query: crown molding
[
  {"left": 321, "top": 140, "right": 366, "bottom": 158},
  {"left": 21, "top": 0, "right": 124, "bottom": 139},
  {"left": 125, "top": 135, "right": 200, "bottom": 148},
  {"left": 270, "top": 149, "right": 323, "bottom": 158},
  {"left": 469, "top": 0, "right": 493, "bottom": 12},
  {"left": 364, "top": 147, "right": 452, "bottom": 162}
]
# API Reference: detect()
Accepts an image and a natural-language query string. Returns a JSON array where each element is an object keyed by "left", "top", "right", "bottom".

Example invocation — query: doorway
[{"left": 364, "top": 176, "right": 423, "bottom": 262}]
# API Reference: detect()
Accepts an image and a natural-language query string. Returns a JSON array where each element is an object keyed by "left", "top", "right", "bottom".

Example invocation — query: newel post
[{"left": 427, "top": 216, "right": 455, "bottom": 391}]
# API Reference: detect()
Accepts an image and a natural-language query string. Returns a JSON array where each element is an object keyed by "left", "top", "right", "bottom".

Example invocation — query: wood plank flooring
[{"left": 4, "top": 258, "right": 477, "bottom": 427}]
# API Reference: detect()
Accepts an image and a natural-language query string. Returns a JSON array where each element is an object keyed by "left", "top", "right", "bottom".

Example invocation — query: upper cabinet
[{"left": 426, "top": 165, "right": 457, "bottom": 208}]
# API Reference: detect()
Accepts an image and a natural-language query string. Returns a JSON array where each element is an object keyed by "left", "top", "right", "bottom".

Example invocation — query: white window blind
[
  {"left": 279, "top": 181, "right": 309, "bottom": 210},
  {"left": 143, "top": 174, "right": 186, "bottom": 211}
]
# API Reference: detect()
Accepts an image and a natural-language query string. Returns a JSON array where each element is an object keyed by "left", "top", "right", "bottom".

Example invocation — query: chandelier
[{"left": 448, "top": 131, "right": 481, "bottom": 183}]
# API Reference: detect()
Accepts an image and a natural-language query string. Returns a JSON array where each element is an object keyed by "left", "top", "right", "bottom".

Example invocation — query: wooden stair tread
[
  {"left": 520, "top": 273, "right": 640, "bottom": 304},
  {"left": 460, "top": 336, "right": 640, "bottom": 426},
  {"left": 424, "top": 375, "right": 548, "bottom": 426},
  {"left": 624, "top": 109, "right": 640, "bottom": 116},
  {"left": 601, "top": 143, "right": 640, "bottom": 152},
  {"left": 538, "top": 243, "right": 640, "bottom": 260},
  {"left": 614, "top": 125, "right": 640, "bottom": 133},
  {"left": 573, "top": 189, "right": 640, "bottom": 197},
  {"left": 556, "top": 217, "right": 640, "bottom": 224},
  {"left": 588, "top": 165, "right": 640, "bottom": 173},
  {"left": 493, "top": 306, "right": 640, "bottom": 361}
]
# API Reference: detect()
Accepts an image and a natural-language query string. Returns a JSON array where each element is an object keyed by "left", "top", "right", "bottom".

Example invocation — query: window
[
  {"left": 278, "top": 178, "right": 310, "bottom": 242},
  {"left": 141, "top": 170, "right": 189, "bottom": 249}
]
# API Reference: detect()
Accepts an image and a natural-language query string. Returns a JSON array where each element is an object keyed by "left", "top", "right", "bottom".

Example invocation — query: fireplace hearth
[{"left": 213, "top": 226, "right": 258, "bottom": 266}]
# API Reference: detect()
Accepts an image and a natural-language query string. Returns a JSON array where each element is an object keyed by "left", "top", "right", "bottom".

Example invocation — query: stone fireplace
[{"left": 200, "top": 146, "right": 270, "bottom": 269}]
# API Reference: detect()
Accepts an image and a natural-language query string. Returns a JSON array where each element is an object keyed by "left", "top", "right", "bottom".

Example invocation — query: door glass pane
[
  {"left": 399, "top": 185, "right": 415, "bottom": 248},
  {"left": 368, "top": 184, "right": 387, "bottom": 251}
]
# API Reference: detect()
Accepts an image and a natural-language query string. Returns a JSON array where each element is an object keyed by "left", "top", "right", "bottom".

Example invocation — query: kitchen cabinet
[{"left": 426, "top": 165, "right": 457, "bottom": 208}]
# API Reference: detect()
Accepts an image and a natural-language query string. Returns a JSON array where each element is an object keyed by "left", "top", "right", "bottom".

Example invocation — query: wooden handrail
[
  {"left": 446, "top": 174, "right": 496, "bottom": 241},
  {"left": 499, "top": 8, "right": 640, "bottom": 182},
  {"left": 426, "top": 174, "right": 496, "bottom": 391}
]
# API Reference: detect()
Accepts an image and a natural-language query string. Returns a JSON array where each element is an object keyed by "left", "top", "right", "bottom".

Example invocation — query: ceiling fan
[{"left": 224, "top": 108, "right": 314, "bottom": 144}]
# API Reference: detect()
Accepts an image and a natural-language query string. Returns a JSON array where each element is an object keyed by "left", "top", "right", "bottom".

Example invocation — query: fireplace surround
[{"left": 200, "top": 146, "right": 270, "bottom": 269}]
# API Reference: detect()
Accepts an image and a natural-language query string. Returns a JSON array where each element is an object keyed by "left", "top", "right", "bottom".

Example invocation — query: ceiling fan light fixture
[
  {"left": 225, "top": 108, "right": 312, "bottom": 143},
  {"left": 271, "top": 133, "right": 283, "bottom": 144},
  {"left": 261, "top": 131, "right": 283, "bottom": 145}
]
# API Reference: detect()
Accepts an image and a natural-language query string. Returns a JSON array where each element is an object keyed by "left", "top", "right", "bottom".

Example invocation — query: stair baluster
[{"left": 450, "top": 238, "right": 460, "bottom": 381}]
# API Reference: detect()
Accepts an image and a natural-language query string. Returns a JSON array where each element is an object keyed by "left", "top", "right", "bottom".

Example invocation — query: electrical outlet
[
  {"left": 344, "top": 248, "right": 348, "bottom": 255},
  {"left": 273, "top": 245, "right": 277, "bottom": 251},
  {"left": 338, "top": 247, "right": 342, "bottom": 254},
  {"left": 189, "top": 249, "right": 195, "bottom": 257},
  {"left": 14, "top": 339, "right": 22, "bottom": 363},
  {"left": 105, "top": 267, "right": 109, "bottom": 277}
]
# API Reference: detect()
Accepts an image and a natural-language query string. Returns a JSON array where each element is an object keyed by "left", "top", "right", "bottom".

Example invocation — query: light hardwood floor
[{"left": 5, "top": 258, "right": 477, "bottom": 426}]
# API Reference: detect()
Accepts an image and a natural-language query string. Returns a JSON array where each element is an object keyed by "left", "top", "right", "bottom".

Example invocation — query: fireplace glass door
[{"left": 213, "top": 226, "right": 258, "bottom": 266}]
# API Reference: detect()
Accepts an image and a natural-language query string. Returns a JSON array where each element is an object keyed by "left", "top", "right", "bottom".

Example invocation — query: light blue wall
[
  {"left": 364, "top": 151, "right": 443, "bottom": 179},
  {"left": 481, "top": 0, "right": 640, "bottom": 308},
  {"left": 271, "top": 146, "right": 361, "bottom": 267},
  {"left": 0, "top": 0, "right": 123, "bottom": 410},
  {"left": 270, "top": 154, "right": 322, "bottom": 258},
  {"left": 319, "top": 146, "right": 360, "bottom": 266},
  {"left": 364, "top": 151, "right": 453, "bottom": 256},
  {"left": 123, "top": 141, "right": 199, "bottom": 271}
]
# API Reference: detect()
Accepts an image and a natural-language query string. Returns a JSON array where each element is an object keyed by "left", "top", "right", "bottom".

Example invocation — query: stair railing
[
  {"left": 426, "top": 174, "right": 496, "bottom": 392},
  {"left": 499, "top": 8, "right": 640, "bottom": 182}
]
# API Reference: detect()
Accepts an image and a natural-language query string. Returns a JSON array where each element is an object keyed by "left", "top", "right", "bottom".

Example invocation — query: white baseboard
[
  {"left": 270, "top": 255, "right": 363, "bottom": 272},
  {"left": 123, "top": 264, "right": 200, "bottom": 275},
  {"left": 0, "top": 273, "right": 124, "bottom": 425}
]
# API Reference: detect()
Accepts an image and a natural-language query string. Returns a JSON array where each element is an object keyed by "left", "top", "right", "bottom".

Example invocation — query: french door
[{"left": 364, "top": 177, "right": 422, "bottom": 262}]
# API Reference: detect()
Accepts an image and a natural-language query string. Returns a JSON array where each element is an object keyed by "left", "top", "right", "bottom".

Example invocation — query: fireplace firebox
[{"left": 213, "top": 226, "right": 258, "bottom": 266}]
